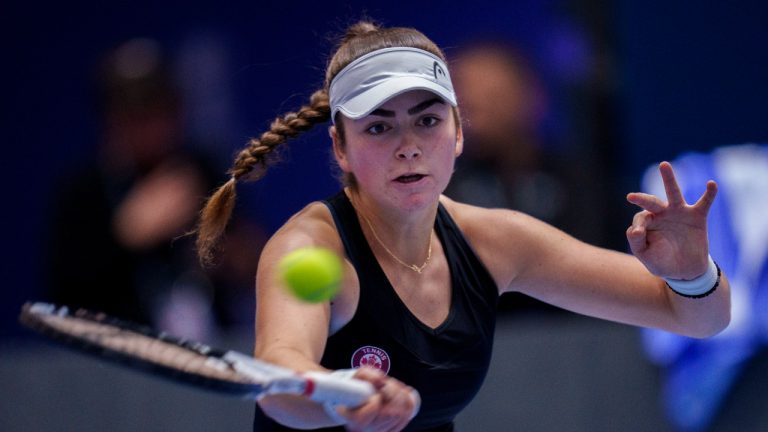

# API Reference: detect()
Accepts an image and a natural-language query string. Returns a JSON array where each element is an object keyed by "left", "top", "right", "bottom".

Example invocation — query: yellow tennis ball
[{"left": 278, "top": 247, "right": 343, "bottom": 303}]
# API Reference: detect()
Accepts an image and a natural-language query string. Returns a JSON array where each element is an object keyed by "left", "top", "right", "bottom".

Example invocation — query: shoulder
[
  {"left": 440, "top": 195, "right": 531, "bottom": 230},
  {"left": 267, "top": 200, "right": 342, "bottom": 254},
  {"left": 258, "top": 200, "right": 359, "bottom": 332},
  {"left": 439, "top": 195, "right": 556, "bottom": 291},
  {"left": 439, "top": 194, "right": 552, "bottom": 246}
]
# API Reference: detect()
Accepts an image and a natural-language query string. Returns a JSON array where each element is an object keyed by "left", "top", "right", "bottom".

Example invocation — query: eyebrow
[{"left": 368, "top": 97, "right": 445, "bottom": 118}]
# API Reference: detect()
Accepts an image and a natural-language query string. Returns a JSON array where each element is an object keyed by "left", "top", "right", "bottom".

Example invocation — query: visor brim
[{"left": 334, "top": 77, "right": 457, "bottom": 121}]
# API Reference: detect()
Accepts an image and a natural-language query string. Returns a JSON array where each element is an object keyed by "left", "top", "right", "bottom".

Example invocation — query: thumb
[{"left": 626, "top": 225, "right": 647, "bottom": 255}]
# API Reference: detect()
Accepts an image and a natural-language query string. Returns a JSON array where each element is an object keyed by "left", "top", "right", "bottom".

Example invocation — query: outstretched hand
[{"left": 626, "top": 161, "right": 717, "bottom": 280}]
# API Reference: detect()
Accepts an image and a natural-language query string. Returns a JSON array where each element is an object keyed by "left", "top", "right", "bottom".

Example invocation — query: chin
[{"left": 390, "top": 190, "right": 440, "bottom": 212}]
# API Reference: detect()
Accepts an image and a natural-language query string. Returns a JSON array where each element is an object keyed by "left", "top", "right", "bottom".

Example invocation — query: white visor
[{"left": 329, "top": 47, "right": 457, "bottom": 123}]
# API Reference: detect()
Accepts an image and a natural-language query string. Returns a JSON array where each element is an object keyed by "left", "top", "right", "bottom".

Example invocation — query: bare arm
[
  {"left": 450, "top": 162, "right": 730, "bottom": 338},
  {"left": 253, "top": 205, "right": 344, "bottom": 428},
  {"left": 254, "top": 202, "right": 419, "bottom": 430},
  {"left": 510, "top": 221, "right": 729, "bottom": 338}
]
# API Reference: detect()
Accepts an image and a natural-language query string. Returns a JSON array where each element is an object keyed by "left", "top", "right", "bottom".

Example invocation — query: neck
[{"left": 346, "top": 188, "right": 436, "bottom": 270}]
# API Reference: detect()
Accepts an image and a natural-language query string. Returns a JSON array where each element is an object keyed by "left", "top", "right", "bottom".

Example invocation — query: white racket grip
[{"left": 303, "top": 370, "right": 375, "bottom": 407}]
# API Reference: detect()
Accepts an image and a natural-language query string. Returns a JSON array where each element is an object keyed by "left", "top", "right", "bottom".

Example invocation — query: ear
[
  {"left": 454, "top": 125, "right": 464, "bottom": 157},
  {"left": 330, "top": 125, "right": 351, "bottom": 173}
]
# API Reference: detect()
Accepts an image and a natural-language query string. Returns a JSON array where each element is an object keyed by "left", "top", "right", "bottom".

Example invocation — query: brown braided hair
[{"left": 195, "top": 21, "right": 451, "bottom": 266}]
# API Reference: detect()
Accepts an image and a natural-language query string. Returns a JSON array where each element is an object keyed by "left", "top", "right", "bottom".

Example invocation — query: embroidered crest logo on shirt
[{"left": 351, "top": 345, "right": 391, "bottom": 374}]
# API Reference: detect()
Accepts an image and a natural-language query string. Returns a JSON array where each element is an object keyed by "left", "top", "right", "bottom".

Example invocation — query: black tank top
[{"left": 254, "top": 192, "right": 498, "bottom": 431}]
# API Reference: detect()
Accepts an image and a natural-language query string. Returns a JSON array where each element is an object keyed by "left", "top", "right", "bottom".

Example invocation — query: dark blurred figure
[
  {"left": 446, "top": 42, "right": 604, "bottom": 313},
  {"left": 46, "top": 38, "right": 222, "bottom": 336},
  {"left": 447, "top": 43, "right": 552, "bottom": 215},
  {"left": 206, "top": 215, "right": 267, "bottom": 331}
]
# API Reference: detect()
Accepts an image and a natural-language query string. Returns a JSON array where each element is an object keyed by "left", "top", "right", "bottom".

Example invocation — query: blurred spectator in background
[
  {"left": 46, "top": 38, "right": 238, "bottom": 338},
  {"left": 446, "top": 41, "right": 605, "bottom": 313},
  {"left": 641, "top": 143, "right": 768, "bottom": 432}
]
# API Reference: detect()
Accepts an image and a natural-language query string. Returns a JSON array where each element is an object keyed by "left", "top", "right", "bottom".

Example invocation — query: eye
[
  {"left": 365, "top": 122, "right": 391, "bottom": 135},
  {"left": 418, "top": 115, "right": 442, "bottom": 128}
]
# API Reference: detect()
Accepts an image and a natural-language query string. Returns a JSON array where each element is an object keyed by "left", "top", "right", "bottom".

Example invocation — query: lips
[{"left": 395, "top": 173, "right": 427, "bottom": 183}]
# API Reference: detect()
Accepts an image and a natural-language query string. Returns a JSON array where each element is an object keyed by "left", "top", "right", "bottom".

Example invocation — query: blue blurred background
[{"left": 2, "top": 1, "right": 767, "bottom": 431}]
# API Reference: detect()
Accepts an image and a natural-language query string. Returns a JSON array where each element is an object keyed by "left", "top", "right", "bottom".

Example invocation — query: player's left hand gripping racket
[{"left": 19, "top": 302, "right": 374, "bottom": 407}]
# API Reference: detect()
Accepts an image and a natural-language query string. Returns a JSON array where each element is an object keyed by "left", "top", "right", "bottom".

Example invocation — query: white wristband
[{"left": 663, "top": 255, "right": 720, "bottom": 298}]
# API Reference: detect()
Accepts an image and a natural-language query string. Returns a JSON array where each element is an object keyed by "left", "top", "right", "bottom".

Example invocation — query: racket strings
[{"left": 34, "top": 313, "right": 254, "bottom": 384}]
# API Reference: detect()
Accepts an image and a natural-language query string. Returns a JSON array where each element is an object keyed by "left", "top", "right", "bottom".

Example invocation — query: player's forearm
[{"left": 255, "top": 344, "right": 328, "bottom": 374}]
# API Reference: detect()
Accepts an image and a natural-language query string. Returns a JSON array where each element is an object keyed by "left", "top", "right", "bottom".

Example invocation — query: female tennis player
[{"left": 195, "top": 21, "right": 731, "bottom": 432}]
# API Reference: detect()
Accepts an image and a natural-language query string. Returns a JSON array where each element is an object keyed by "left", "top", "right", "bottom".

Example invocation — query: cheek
[
  {"left": 356, "top": 152, "right": 385, "bottom": 179},
  {"left": 340, "top": 144, "right": 384, "bottom": 180},
  {"left": 436, "top": 132, "right": 460, "bottom": 161},
  {"left": 438, "top": 143, "right": 459, "bottom": 176},
  {"left": 435, "top": 136, "right": 461, "bottom": 181}
]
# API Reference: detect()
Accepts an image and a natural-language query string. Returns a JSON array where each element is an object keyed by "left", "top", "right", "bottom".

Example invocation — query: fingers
[
  {"left": 339, "top": 368, "right": 418, "bottom": 432},
  {"left": 628, "top": 162, "right": 718, "bottom": 217},
  {"left": 368, "top": 380, "right": 417, "bottom": 431},
  {"left": 693, "top": 180, "right": 718, "bottom": 214},
  {"left": 659, "top": 161, "right": 686, "bottom": 207},
  {"left": 626, "top": 211, "right": 652, "bottom": 254},
  {"left": 351, "top": 366, "right": 389, "bottom": 389},
  {"left": 338, "top": 393, "right": 382, "bottom": 431},
  {"left": 626, "top": 192, "right": 666, "bottom": 213}
]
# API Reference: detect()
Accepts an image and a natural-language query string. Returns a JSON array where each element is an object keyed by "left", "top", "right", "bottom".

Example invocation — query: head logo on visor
[
  {"left": 433, "top": 61, "right": 447, "bottom": 80},
  {"left": 329, "top": 47, "right": 457, "bottom": 123}
]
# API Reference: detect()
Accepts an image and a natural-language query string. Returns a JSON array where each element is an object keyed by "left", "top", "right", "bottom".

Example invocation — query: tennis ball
[{"left": 278, "top": 247, "right": 343, "bottom": 303}]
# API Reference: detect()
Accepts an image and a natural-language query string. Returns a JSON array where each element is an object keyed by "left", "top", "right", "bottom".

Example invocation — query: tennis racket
[{"left": 18, "top": 302, "right": 374, "bottom": 407}]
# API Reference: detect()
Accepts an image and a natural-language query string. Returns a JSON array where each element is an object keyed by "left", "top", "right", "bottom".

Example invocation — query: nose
[{"left": 396, "top": 136, "right": 422, "bottom": 160}]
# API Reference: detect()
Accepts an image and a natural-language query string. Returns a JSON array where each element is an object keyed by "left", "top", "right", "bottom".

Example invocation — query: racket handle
[{"left": 304, "top": 370, "right": 375, "bottom": 407}]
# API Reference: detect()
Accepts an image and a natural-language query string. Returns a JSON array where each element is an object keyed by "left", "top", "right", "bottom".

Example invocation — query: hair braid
[{"left": 195, "top": 89, "right": 330, "bottom": 266}]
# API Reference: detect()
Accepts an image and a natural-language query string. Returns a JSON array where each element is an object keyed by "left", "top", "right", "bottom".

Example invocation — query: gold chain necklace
[{"left": 354, "top": 201, "right": 433, "bottom": 274}]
